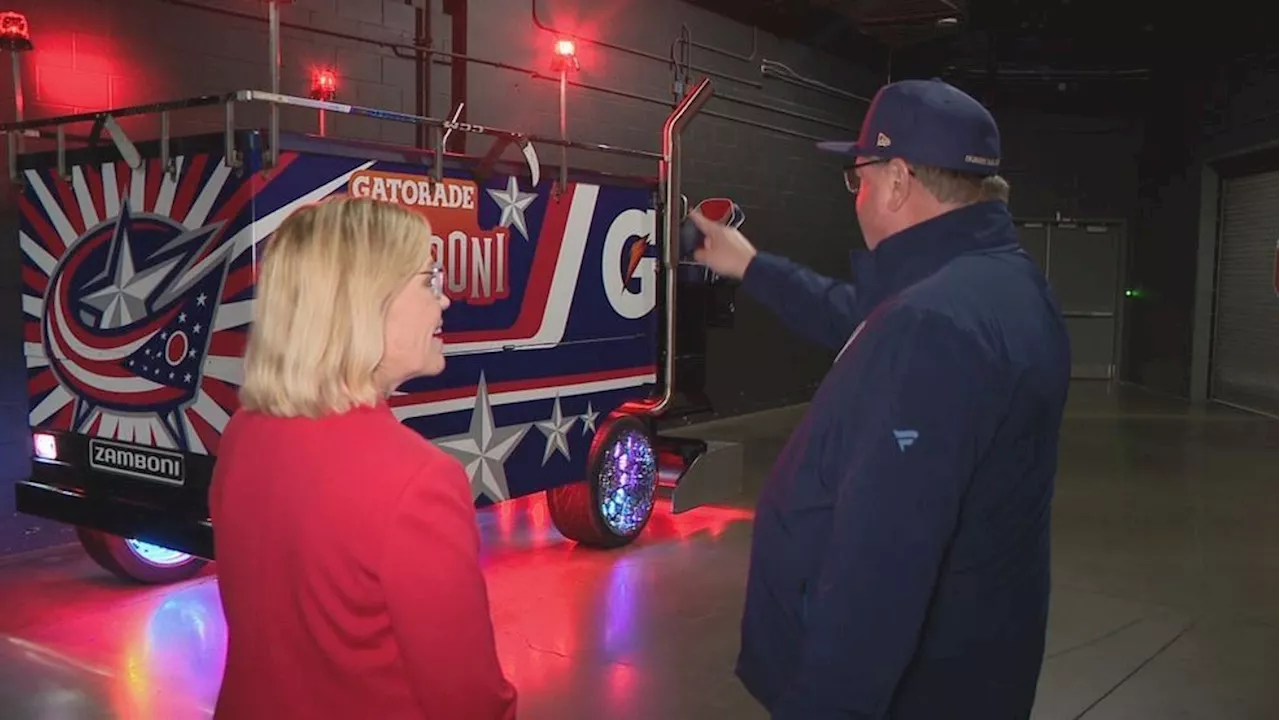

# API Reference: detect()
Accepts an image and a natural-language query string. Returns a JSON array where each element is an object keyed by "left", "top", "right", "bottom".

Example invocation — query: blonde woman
[{"left": 209, "top": 196, "right": 518, "bottom": 720}]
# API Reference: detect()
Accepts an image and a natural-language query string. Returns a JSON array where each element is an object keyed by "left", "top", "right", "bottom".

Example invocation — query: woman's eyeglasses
[{"left": 426, "top": 264, "right": 444, "bottom": 298}]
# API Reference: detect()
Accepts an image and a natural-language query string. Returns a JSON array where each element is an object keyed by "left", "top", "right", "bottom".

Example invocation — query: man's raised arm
[{"left": 739, "top": 251, "right": 862, "bottom": 351}]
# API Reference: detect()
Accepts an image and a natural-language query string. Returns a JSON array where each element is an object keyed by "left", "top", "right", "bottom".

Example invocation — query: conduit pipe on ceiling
[
  {"left": 531, "top": 0, "right": 868, "bottom": 107},
  {"left": 666, "top": 26, "right": 851, "bottom": 131},
  {"left": 760, "top": 59, "right": 873, "bottom": 103},
  {"left": 157, "top": 0, "right": 848, "bottom": 142},
  {"left": 530, "top": 0, "right": 764, "bottom": 90},
  {"left": 679, "top": 22, "right": 759, "bottom": 63}
]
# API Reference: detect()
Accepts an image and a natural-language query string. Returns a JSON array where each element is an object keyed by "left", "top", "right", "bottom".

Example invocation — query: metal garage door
[
  {"left": 1017, "top": 219, "right": 1124, "bottom": 379},
  {"left": 1210, "top": 170, "right": 1278, "bottom": 415}
]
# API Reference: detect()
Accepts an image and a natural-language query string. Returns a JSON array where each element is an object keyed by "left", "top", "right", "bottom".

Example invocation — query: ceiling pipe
[
  {"left": 530, "top": 1, "right": 870, "bottom": 108},
  {"left": 679, "top": 22, "right": 759, "bottom": 64},
  {"left": 155, "top": 0, "right": 843, "bottom": 145},
  {"left": 531, "top": 0, "right": 764, "bottom": 90}
]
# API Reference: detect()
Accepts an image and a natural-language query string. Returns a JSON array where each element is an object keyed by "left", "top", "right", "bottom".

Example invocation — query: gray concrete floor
[{"left": 0, "top": 381, "right": 1274, "bottom": 719}]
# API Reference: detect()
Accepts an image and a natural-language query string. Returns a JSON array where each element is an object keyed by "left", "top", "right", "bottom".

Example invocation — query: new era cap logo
[{"left": 876, "top": 132, "right": 892, "bottom": 147}]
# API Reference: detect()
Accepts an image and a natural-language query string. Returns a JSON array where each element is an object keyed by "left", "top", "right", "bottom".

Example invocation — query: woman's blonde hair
[{"left": 238, "top": 195, "right": 434, "bottom": 418}]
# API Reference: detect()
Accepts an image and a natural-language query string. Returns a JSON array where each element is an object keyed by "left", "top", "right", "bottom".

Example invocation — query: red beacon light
[
  {"left": 0, "top": 11, "right": 32, "bottom": 52},
  {"left": 310, "top": 68, "right": 337, "bottom": 101},
  {"left": 550, "top": 37, "right": 579, "bottom": 73}
]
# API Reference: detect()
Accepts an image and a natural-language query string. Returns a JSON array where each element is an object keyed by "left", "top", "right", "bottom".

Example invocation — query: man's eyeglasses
[
  {"left": 842, "top": 157, "right": 918, "bottom": 194},
  {"left": 842, "top": 158, "right": 890, "bottom": 194}
]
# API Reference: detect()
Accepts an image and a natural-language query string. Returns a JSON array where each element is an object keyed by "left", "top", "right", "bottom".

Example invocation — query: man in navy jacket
[{"left": 689, "top": 79, "right": 1071, "bottom": 719}]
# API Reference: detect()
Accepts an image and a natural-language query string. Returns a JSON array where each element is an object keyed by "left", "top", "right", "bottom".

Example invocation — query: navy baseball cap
[{"left": 817, "top": 78, "right": 1001, "bottom": 176}]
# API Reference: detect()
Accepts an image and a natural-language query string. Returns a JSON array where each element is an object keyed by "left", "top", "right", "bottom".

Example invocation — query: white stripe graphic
[
  {"left": 129, "top": 163, "right": 147, "bottom": 210},
  {"left": 392, "top": 371, "right": 656, "bottom": 421},
  {"left": 185, "top": 159, "right": 232, "bottom": 228},
  {"left": 182, "top": 412, "right": 208, "bottom": 454},
  {"left": 22, "top": 294, "right": 42, "bottom": 318},
  {"left": 154, "top": 156, "right": 184, "bottom": 217},
  {"left": 150, "top": 417, "right": 177, "bottom": 449},
  {"left": 25, "top": 345, "right": 48, "bottom": 368},
  {"left": 116, "top": 416, "right": 137, "bottom": 443},
  {"left": 443, "top": 183, "right": 599, "bottom": 357},
  {"left": 231, "top": 160, "right": 377, "bottom": 260},
  {"left": 30, "top": 386, "right": 73, "bottom": 426},
  {"left": 71, "top": 166, "right": 100, "bottom": 229},
  {"left": 191, "top": 389, "right": 231, "bottom": 432},
  {"left": 203, "top": 355, "right": 245, "bottom": 386},
  {"left": 24, "top": 171, "right": 77, "bottom": 245},
  {"left": 212, "top": 300, "right": 253, "bottom": 332},
  {"left": 96, "top": 412, "right": 119, "bottom": 440},
  {"left": 21, "top": 231, "right": 57, "bottom": 275},
  {"left": 102, "top": 163, "right": 120, "bottom": 219}
]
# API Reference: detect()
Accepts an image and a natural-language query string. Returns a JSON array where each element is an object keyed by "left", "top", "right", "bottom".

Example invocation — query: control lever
[{"left": 678, "top": 197, "right": 745, "bottom": 261}]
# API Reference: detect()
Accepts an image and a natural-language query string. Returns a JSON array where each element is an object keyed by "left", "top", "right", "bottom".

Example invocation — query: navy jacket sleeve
[
  {"left": 739, "top": 251, "right": 862, "bottom": 351},
  {"left": 770, "top": 307, "right": 999, "bottom": 720}
]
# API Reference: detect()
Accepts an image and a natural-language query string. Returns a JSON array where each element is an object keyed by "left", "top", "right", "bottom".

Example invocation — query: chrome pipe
[{"left": 625, "top": 76, "right": 712, "bottom": 418}]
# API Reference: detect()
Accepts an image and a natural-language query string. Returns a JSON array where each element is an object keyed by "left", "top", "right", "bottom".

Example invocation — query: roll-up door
[{"left": 1210, "top": 170, "right": 1278, "bottom": 415}]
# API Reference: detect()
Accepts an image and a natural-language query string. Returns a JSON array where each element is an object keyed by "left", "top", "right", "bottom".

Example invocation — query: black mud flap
[{"left": 654, "top": 435, "right": 744, "bottom": 513}]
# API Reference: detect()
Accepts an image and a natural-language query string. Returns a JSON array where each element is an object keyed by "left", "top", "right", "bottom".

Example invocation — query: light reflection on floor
[
  {"left": 0, "top": 495, "right": 755, "bottom": 720},
  {"left": 2, "top": 385, "right": 1275, "bottom": 719}
]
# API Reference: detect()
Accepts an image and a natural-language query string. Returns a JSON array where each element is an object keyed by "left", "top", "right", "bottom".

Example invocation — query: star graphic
[
  {"left": 579, "top": 401, "right": 599, "bottom": 436},
  {"left": 435, "top": 372, "right": 531, "bottom": 502},
  {"left": 486, "top": 175, "right": 537, "bottom": 241},
  {"left": 535, "top": 395, "right": 576, "bottom": 466},
  {"left": 80, "top": 204, "right": 184, "bottom": 329}
]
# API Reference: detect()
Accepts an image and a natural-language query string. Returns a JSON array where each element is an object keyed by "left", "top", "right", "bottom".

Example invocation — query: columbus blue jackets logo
[{"left": 39, "top": 200, "right": 234, "bottom": 451}]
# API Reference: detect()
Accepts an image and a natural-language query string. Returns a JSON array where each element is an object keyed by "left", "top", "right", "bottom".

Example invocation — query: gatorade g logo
[{"left": 602, "top": 208, "right": 656, "bottom": 319}]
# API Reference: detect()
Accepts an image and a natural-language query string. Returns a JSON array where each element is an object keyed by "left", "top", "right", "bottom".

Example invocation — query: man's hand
[{"left": 689, "top": 209, "right": 758, "bottom": 280}]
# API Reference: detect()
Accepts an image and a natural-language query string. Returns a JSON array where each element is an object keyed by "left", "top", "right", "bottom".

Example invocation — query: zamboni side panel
[
  {"left": 21, "top": 129, "right": 661, "bottom": 513},
  {"left": 277, "top": 140, "right": 660, "bottom": 506}
]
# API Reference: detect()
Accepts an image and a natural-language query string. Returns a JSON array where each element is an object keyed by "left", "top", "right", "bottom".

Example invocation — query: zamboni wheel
[
  {"left": 546, "top": 412, "right": 659, "bottom": 549},
  {"left": 76, "top": 527, "right": 208, "bottom": 585}
]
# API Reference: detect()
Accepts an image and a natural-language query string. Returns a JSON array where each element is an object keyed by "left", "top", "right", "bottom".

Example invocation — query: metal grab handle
[{"left": 621, "top": 76, "right": 713, "bottom": 419}]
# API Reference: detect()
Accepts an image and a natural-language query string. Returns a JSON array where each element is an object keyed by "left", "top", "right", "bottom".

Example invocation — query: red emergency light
[
  {"left": 0, "top": 11, "right": 32, "bottom": 52},
  {"left": 310, "top": 68, "right": 337, "bottom": 101},
  {"left": 551, "top": 37, "right": 579, "bottom": 73}
]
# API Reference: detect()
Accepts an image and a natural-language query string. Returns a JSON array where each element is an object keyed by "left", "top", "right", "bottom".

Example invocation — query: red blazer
[{"left": 209, "top": 401, "right": 517, "bottom": 720}]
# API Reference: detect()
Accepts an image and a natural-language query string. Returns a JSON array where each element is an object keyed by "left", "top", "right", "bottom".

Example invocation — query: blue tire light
[
  {"left": 125, "top": 539, "right": 194, "bottom": 567},
  {"left": 597, "top": 428, "right": 657, "bottom": 536}
]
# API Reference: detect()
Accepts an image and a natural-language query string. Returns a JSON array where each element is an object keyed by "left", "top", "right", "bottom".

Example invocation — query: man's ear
[{"left": 887, "top": 159, "right": 913, "bottom": 210}]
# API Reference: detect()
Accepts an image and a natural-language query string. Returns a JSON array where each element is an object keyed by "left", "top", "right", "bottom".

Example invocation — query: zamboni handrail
[
  {"left": 0, "top": 89, "right": 665, "bottom": 186},
  {"left": 647, "top": 76, "right": 713, "bottom": 417}
]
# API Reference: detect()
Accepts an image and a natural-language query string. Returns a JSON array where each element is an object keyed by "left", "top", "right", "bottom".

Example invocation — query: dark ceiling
[{"left": 686, "top": 0, "right": 1273, "bottom": 90}]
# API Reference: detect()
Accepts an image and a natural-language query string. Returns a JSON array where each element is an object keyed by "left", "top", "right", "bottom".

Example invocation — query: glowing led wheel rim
[
  {"left": 596, "top": 427, "right": 658, "bottom": 537},
  {"left": 76, "top": 527, "right": 208, "bottom": 584},
  {"left": 125, "top": 539, "right": 194, "bottom": 567},
  {"left": 545, "top": 411, "right": 659, "bottom": 548}
]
